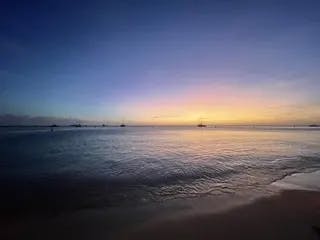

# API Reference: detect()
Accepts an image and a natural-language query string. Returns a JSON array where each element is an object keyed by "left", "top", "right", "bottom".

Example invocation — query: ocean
[{"left": 1, "top": 126, "right": 320, "bottom": 238}]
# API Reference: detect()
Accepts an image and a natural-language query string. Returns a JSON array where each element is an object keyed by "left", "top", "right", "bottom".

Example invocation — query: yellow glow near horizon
[{"left": 117, "top": 83, "right": 320, "bottom": 125}]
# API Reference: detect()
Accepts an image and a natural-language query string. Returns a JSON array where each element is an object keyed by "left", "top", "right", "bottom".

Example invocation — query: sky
[{"left": 1, "top": 0, "right": 320, "bottom": 125}]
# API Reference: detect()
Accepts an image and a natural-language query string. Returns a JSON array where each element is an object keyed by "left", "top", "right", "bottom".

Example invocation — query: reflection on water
[{"left": 0, "top": 126, "right": 320, "bottom": 214}]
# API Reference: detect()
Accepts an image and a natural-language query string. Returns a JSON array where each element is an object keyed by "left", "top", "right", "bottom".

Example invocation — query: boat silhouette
[
  {"left": 120, "top": 120, "right": 126, "bottom": 127},
  {"left": 197, "top": 119, "right": 206, "bottom": 127},
  {"left": 70, "top": 124, "right": 81, "bottom": 127}
]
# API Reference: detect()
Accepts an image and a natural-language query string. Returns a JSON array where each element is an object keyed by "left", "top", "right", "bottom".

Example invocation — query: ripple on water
[{"left": 0, "top": 127, "right": 320, "bottom": 212}]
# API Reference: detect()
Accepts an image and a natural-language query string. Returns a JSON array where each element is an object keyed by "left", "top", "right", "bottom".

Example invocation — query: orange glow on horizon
[{"left": 115, "top": 84, "right": 320, "bottom": 125}]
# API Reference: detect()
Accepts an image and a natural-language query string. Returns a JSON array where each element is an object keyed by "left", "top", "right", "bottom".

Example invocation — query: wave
[{"left": 272, "top": 170, "right": 320, "bottom": 191}]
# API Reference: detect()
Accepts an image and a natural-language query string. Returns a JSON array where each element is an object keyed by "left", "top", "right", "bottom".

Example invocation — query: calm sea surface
[{"left": 1, "top": 126, "right": 320, "bottom": 216}]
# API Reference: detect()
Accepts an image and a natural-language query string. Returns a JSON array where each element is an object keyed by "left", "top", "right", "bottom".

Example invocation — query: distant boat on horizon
[
  {"left": 197, "top": 119, "right": 206, "bottom": 127},
  {"left": 309, "top": 124, "right": 319, "bottom": 127},
  {"left": 120, "top": 120, "right": 126, "bottom": 127},
  {"left": 70, "top": 124, "right": 81, "bottom": 127}
]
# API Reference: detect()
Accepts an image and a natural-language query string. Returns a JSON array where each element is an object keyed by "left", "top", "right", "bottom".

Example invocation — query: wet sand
[
  {"left": 1, "top": 190, "right": 320, "bottom": 240},
  {"left": 120, "top": 190, "right": 320, "bottom": 240}
]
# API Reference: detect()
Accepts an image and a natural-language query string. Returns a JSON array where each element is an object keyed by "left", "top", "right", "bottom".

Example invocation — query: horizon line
[{"left": 1, "top": 124, "right": 319, "bottom": 127}]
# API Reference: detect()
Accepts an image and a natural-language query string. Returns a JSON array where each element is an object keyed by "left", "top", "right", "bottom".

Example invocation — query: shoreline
[
  {"left": 2, "top": 171, "right": 320, "bottom": 239},
  {"left": 271, "top": 170, "right": 320, "bottom": 192},
  {"left": 119, "top": 170, "right": 320, "bottom": 240},
  {"left": 2, "top": 190, "right": 320, "bottom": 240},
  {"left": 119, "top": 189, "right": 320, "bottom": 240}
]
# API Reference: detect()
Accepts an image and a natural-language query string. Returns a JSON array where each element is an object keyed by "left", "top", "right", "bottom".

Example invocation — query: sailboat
[
  {"left": 120, "top": 120, "right": 126, "bottom": 127},
  {"left": 197, "top": 119, "right": 206, "bottom": 127}
]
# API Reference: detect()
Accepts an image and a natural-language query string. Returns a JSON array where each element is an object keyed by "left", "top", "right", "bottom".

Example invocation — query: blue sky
[{"left": 1, "top": 0, "right": 320, "bottom": 124}]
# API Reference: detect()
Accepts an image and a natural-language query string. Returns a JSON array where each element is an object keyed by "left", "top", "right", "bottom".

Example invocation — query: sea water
[{"left": 1, "top": 126, "right": 320, "bottom": 229}]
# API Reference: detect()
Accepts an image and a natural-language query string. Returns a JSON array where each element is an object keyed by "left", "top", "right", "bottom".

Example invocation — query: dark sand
[
  {"left": 120, "top": 190, "right": 320, "bottom": 240},
  {"left": 1, "top": 190, "right": 320, "bottom": 240}
]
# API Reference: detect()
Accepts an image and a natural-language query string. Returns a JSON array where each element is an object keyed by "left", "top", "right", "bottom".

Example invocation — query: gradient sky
[{"left": 1, "top": 0, "right": 320, "bottom": 125}]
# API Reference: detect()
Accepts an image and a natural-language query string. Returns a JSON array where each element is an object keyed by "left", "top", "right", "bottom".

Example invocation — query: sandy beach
[
  {"left": 119, "top": 190, "right": 320, "bottom": 240},
  {"left": 2, "top": 189, "right": 319, "bottom": 240}
]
